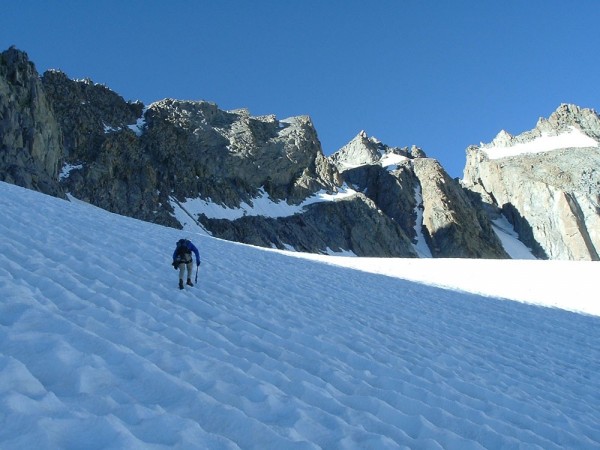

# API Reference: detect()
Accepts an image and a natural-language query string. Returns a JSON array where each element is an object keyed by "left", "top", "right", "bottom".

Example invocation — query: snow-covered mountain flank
[
  {"left": 1, "top": 180, "right": 599, "bottom": 448},
  {"left": 2, "top": 46, "right": 600, "bottom": 259}
]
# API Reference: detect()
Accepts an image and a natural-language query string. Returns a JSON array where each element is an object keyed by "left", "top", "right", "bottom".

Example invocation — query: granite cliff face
[
  {"left": 39, "top": 66, "right": 344, "bottom": 231},
  {"left": 139, "top": 100, "right": 340, "bottom": 207},
  {"left": 463, "top": 104, "right": 600, "bottom": 260},
  {"left": 0, "top": 47, "right": 63, "bottom": 196}
]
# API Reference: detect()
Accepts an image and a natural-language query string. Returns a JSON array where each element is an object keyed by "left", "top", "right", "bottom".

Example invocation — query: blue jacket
[{"left": 173, "top": 240, "right": 200, "bottom": 265}]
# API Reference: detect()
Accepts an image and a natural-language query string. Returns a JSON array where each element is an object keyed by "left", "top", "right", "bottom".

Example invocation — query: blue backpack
[{"left": 175, "top": 239, "right": 191, "bottom": 260}]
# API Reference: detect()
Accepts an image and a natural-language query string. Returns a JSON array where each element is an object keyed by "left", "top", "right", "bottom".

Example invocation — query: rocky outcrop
[
  {"left": 41, "top": 69, "right": 176, "bottom": 226},
  {"left": 412, "top": 158, "right": 507, "bottom": 258},
  {"left": 342, "top": 163, "right": 417, "bottom": 235},
  {"left": 329, "top": 131, "right": 385, "bottom": 168},
  {"left": 40, "top": 70, "right": 343, "bottom": 229},
  {"left": 330, "top": 131, "right": 508, "bottom": 258},
  {"left": 463, "top": 104, "right": 600, "bottom": 260},
  {"left": 42, "top": 70, "right": 144, "bottom": 161},
  {"left": 329, "top": 131, "right": 422, "bottom": 170},
  {"left": 200, "top": 194, "right": 418, "bottom": 257},
  {"left": 0, "top": 47, "right": 63, "bottom": 196},
  {"left": 141, "top": 100, "right": 341, "bottom": 207},
  {"left": 40, "top": 71, "right": 352, "bottom": 248}
]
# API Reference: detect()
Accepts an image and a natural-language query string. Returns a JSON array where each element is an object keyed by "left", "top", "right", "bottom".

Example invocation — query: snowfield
[
  {"left": 482, "top": 126, "right": 599, "bottom": 159},
  {"left": 1, "top": 181, "right": 599, "bottom": 449}
]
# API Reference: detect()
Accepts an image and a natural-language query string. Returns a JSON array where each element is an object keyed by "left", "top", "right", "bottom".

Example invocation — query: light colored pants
[{"left": 178, "top": 261, "right": 193, "bottom": 281}]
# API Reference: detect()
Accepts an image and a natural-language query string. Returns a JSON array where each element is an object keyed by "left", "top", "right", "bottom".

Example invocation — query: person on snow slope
[{"left": 172, "top": 238, "right": 200, "bottom": 289}]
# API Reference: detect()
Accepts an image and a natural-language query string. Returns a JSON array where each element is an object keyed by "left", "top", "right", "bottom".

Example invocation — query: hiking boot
[
  {"left": 186, "top": 278, "right": 194, "bottom": 287},
  {"left": 179, "top": 279, "right": 184, "bottom": 290}
]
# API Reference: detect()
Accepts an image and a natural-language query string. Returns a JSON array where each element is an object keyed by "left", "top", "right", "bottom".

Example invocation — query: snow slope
[{"left": 1, "top": 181, "right": 599, "bottom": 449}]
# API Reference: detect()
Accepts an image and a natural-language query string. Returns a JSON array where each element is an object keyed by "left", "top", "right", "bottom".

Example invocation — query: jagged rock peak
[
  {"left": 0, "top": 46, "right": 64, "bottom": 196},
  {"left": 146, "top": 99, "right": 313, "bottom": 133},
  {"left": 328, "top": 131, "right": 384, "bottom": 170},
  {"left": 475, "top": 104, "right": 600, "bottom": 162},
  {"left": 42, "top": 69, "right": 144, "bottom": 114},
  {"left": 146, "top": 99, "right": 229, "bottom": 130},
  {"left": 538, "top": 103, "right": 600, "bottom": 139},
  {"left": 329, "top": 131, "right": 426, "bottom": 171},
  {"left": 488, "top": 129, "right": 513, "bottom": 147},
  {"left": 409, "top": 145, "right": 427, "bottom": 158},
  {"left": 1, "top": 47, "right": 38, "bottom": 87}
]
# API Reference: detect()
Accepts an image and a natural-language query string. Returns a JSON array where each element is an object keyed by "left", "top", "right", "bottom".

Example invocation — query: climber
[{"left": 172, "top": 238, "right": 201, "bottom": 289}]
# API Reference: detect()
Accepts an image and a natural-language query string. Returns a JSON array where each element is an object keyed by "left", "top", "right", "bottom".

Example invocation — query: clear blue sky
[{"left": 4, "top": 1, "right": 600, "bottom": 177}]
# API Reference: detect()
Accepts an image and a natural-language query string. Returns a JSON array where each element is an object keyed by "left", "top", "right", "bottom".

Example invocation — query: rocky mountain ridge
[
  {"left": 463, "top": 104, "right": 600, "bottom": 260},
  {"left": 2, "top": 47, "right": 598, "bottom": 259}
]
